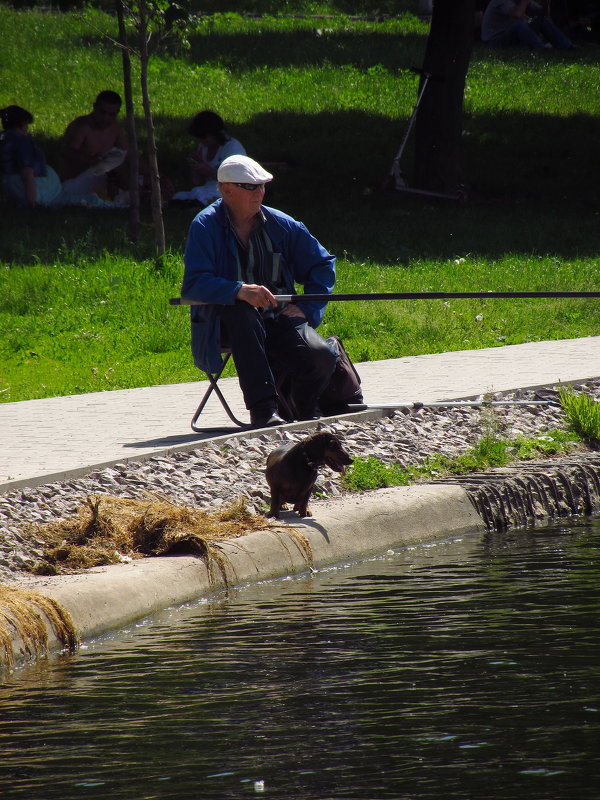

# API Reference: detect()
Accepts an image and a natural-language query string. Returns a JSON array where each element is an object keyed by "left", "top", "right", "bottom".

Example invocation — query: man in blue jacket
[{"left": 181, "top": 154, "right": 337, "bottom": 428}]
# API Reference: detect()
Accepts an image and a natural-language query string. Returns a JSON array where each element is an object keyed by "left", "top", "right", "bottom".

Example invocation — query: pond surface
[{"left": 1, "top": 517, "right": 599, "bottom": 800}]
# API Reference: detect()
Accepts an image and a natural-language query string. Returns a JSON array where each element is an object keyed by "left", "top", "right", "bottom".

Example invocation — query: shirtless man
[{"left": 59, "top": 90, "right": 128, "bottom": 197}]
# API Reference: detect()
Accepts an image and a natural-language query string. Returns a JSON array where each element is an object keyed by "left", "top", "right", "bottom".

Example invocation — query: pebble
[{"left": 0, "top": 381, "right": 597, "bottom": 583}]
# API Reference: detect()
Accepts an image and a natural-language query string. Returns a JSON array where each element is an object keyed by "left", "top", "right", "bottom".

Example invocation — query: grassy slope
[{"left": 1, "top": 8, "right": 599, "bottom": 402}]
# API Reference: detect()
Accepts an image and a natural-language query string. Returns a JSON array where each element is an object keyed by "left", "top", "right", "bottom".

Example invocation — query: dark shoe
[
  {"left": 250, "top": 409, "right": 285, "bottom": 428},
  {"left": 292, "top": 393, "right": 323, "bottom": 422},
  {"left": 250, "top": 399, "right": 285, "bottom": 428},
  {"left": 294, "top": 402, "right": 321, "bottom": 421},
  {"left": 297, "top": 412, "right": 321, "bottom": 421}
]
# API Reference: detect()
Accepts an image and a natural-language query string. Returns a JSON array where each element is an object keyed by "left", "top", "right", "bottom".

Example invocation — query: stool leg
[{"left": 191, "top": 354, "right": 249, "bottom": 430}]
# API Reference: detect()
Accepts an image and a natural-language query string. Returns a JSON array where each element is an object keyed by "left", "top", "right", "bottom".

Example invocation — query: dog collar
[{"left": 300, "top": 443, "right": 319, "bottom": 469}]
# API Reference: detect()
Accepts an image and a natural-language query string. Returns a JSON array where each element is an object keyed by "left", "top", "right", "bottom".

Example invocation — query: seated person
[
  {"left": 0, "top": 105, "right": 62, "bottom": 208},
  {"left": 181, "top": 154, "right": 337, "bottom": 428},
  {"left": 171, "top": 110, "right": 246, "bottom": 207},
  {"left": 0, "top": 105, "right": 121, "bottom": 209},
  {"left": 58, "top": 90, "right": 128, "bottom": 198},
  {"left": 481, "top": 0, "right": 576, "bottom": 49}
]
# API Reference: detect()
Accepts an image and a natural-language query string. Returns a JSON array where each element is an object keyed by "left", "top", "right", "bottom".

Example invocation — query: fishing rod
[
  {"left": 170, "top": 290, "right": 600, "bottom": 305},
  {"left": 347, "top": 400, "right": 557, "bottom": 411}
]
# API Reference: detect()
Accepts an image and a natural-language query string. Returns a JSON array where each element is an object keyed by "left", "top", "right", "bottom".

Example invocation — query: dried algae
[
  {"left": 24, "top": 495, "right": 284, "bottom": 582},
  {"left": 0, "top": 586, "right": 78, "bottom": 671},
  {"left": 0, "top": 496, "right": 315, "bottom": 670}
]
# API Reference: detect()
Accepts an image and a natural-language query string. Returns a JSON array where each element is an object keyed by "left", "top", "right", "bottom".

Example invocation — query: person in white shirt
[{"left": 171, "top": 110, "right": 246, "bottom": 207}]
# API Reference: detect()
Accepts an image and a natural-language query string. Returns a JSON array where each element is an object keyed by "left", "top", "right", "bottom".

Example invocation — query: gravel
[{"left": 1, "top": 381, "right": 597, "bottom": 583}]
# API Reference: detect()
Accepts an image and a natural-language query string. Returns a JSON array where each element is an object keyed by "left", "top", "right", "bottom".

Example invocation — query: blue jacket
[
  {"left": 0, "top": 129, "right": 47, "bottom": 177},
  {"left": 181, "top": 199, "right": 336, "bottom": 373}
]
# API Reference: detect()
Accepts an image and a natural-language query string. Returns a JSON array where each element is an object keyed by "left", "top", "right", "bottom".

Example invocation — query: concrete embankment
[{"left": 4, "top": 484, "right": 483, "bottom": 669}]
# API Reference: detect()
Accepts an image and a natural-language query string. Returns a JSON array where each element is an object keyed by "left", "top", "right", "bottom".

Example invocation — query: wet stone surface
[{"left": 1, "top": 381, "right": 599, "bottom": 582}]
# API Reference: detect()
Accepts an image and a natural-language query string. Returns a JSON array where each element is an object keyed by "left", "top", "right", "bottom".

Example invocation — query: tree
[
  {"left": 113, "top": 0, "right": 192, "bottom": 260},
  {"left": 413, "top": 0, "right": 475, "bottom": 196},
  {"left": 116, "top": 0, "right": 141, "bottom": 243},
  {"left": 135, "top": 0, "right": 165, "bottom": 258}
]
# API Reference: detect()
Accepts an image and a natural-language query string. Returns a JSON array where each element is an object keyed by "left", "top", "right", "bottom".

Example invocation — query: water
[{"left": 1, "top": 517, "right": 600, "bottom": 800}]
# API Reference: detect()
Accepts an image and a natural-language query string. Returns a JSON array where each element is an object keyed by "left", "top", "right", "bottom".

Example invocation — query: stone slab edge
[
  {"left": 1, "top": 374, "right": 590, "bottom": 495},
  {"left": 0, "top": 413, "right": 378, "bottom": 494},
  {"left": 4, "top": 483, "right": 483, "bottom": 668}
]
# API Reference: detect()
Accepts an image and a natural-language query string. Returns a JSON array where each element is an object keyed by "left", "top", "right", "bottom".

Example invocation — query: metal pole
[
  {"left": 347, "top": 400, "right": 557, "bottom": 411},
  {"left": 391, "top": 71, "right": 432, "bottom": 168},
  {"left": 170, "top": 290, "right": 600, "bottom": 306}
]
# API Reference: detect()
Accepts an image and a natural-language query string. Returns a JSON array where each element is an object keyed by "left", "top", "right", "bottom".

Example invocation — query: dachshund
[{"left": 265, "top": 431, "right": 352, "bottom": 518}]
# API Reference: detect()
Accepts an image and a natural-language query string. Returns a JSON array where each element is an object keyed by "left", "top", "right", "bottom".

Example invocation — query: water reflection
[{"left": 1, "top": 520, "right": 599, "bottom": 799}]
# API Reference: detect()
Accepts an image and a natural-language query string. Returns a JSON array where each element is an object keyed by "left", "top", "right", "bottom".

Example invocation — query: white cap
[{"left": 217, "top": 154, "right": 273, "bottom": 184}]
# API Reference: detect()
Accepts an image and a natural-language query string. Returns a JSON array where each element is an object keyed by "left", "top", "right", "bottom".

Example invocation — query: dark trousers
[
  {"left": 220, "top": 301, "right": 337, "bottom": 416},
  {"left": 489, "top": 18, "right": 573, "bottom": 50}
]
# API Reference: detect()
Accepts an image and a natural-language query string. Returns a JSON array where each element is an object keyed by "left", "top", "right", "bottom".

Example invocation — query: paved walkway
[{"left": 2, "top": 336, "right": 600, "bottom": 493}]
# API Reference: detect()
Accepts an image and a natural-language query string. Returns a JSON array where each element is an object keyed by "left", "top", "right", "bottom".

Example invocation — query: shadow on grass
[
  {"left": 184, "top": 28, "right": 427, "bottom": 72},
  {"left": 2, "top": 106, "right": 598, "bottom": 266},
  {"left": 81, "top": 23, "right": 427, "bottom": 72}
]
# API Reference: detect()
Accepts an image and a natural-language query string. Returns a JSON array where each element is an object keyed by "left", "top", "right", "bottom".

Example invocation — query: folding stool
[
  {"left": 191, "top": 349, "right": 248, "bottom": 431},
  {"left": 190, "top": 349, "right": 294, "bottom": 431}
]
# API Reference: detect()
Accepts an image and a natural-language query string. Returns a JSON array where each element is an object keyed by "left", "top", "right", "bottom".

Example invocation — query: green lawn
[{"left": 1, "top": 6, "right": 599, "bottom": 402}]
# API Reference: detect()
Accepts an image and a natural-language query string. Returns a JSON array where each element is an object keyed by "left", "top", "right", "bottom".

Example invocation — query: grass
[
  {"left": 343, "top": 386, "right": 600, "bottom": 492},
  {"left": 1, "top": 7, "right": 600, "bottom": 402},
  {"left": 559, "top": 385, "right": 600, "bottom": 445},
  {"left": 342, "top": 427, "right": 582, "bottom": 492}
]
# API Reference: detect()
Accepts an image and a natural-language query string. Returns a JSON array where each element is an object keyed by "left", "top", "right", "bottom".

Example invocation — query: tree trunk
[
  {"left": 413, "top": 0, "right": 475, "bottom": 195},
  {"left": 138, "top": 0, "right": 165, "bottom": 262},
  {"left": 115, "top": 0, "right": 140, "bottom": 242}
]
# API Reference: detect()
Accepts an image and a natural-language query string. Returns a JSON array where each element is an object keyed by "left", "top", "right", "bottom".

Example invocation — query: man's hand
[
  {"left": 236, "top": 284, "right": 279, "bottom": 308},
  {"left": 279, "top": 303, "right": 306, "bottom": 319}
]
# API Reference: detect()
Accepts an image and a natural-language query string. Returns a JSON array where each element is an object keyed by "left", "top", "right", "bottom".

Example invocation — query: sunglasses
[{"left": 233, "top": 182, "right": 266, "bottom": 192}]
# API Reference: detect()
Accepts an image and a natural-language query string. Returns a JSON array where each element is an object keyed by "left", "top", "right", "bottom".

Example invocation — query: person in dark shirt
[{"left": 0, "top": 105, "right": 61, "bottom": 208}]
